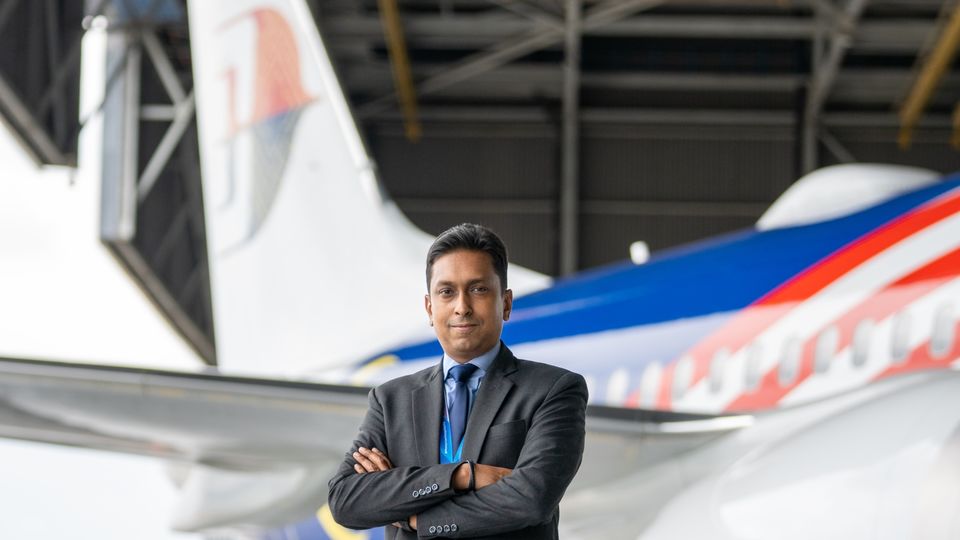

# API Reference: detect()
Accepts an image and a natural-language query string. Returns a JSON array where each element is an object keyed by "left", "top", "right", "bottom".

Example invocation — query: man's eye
[
  {"left": 438, "top": 289, "right": 453, "bottom": 296},
  {"left": 471, "top": 286, "right": 488, "bottom": 294}
]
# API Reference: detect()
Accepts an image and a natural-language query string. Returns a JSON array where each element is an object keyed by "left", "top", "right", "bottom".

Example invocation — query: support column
[{"left": 560, "top": 0, "right": 581, "bottom": 275}]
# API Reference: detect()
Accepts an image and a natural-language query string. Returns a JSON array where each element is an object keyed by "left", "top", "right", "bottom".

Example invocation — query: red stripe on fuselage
[
  {"left": 725, "top": 246, "right": 960, "bottom": 411},
  {"left": 656, "top": 186, "right": 960, "bottom": 410}
]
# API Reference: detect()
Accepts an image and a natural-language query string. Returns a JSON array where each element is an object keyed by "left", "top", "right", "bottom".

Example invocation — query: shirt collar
[{"left": 442, "top": 341, "right": 500, "bottom": 379}]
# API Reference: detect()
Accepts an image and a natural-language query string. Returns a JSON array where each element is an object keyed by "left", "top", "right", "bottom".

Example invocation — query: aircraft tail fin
[{"left": 186, "top": 0, "right": 548, "bottom": 376}]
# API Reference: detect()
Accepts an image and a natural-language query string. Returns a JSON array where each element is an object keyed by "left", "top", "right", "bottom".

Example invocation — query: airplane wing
[
  {"left": 0, "top": 356, "right": 370, "bottom": 468},
  {"left": 0, "top": 355, "right": 749, "bottom": 532}
]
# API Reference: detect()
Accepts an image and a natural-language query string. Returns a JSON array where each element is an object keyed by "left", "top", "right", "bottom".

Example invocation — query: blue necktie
[{"left": 448, "top": 363, "right": 479, "bottom": 453}]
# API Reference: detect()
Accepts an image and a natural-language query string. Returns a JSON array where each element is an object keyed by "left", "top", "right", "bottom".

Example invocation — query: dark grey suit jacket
[{"left": 328, "top": 344, "right": 588, "bottom": 539}]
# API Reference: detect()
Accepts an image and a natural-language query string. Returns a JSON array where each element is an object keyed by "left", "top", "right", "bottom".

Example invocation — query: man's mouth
[{"left": 450, "top": 323, "right": 477, "bottom": 331}]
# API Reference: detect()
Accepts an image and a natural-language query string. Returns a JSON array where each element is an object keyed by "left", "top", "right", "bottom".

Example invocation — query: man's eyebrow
[{"left": 433, "top": 278, "right": 490, "bottom": 288}]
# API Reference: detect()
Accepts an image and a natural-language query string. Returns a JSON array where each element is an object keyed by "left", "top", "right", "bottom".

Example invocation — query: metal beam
[
  {"left": 357, "top": 0, "right": 664, "bottom": 117},
  {"left": 36, "top": 28, "right": 84, "bottom": 118},
  {"left": 807, "top": 0, "right": 870, "bottom": 114},
  {"left": 899, "top": 1, "right": 960, "bottom": 148},
  {"left": 120, "top": 41, "right": 142, "bottom": 239},
  {"left": 825, "top": 111, "right": 953, "bottom": 127},
  {"left": 368, "top": 106, "right": 957, "bottom": 130},
  {"left": 0, "top": 72, "right": 67, "bottom": 164},
  {"left": 44, "top": 0, "right": 66, "bottom": 147},
  {"left": 137, "top": 91, "right": 196, "bottom": 203},
  {"left": 44, "top": 0, "right": 112, "bottom": 140},
  {"left": 324, "top": 14, "right": 930, "bottom": 51},
  {"left": 377, "top": 0, "right": 421, "bottom": 141},
  {"left": 819, "top": 128, "right": 857, "bottom": 163},
  {"left": 560, "top": 0, "right": 581, "bottom": 275},
  {"left": 369, "top": 105, "right": 796, "bottom": 126},
  {"left": 140, "top": 104, "right": 177, "bottom": 121},
  {"left": 803, "top": 0, "right": 869, "bottom": 172},
  {"left": 141, "top": 30, "right": 186, "bottom": 104},
  {"left": 348, "top": 62, "right": 942, "bottom": 102},
  {"left": 487, "top": 0, "right": 564, "bottom": 30}
]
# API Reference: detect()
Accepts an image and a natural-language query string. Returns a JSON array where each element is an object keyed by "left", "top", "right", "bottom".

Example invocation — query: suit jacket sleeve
[
  {"left": 415, "top": 371, "right": 588, "bottom": 538},
  {"left": 327, "top": 386, "right": 462, "bottom": 529}
]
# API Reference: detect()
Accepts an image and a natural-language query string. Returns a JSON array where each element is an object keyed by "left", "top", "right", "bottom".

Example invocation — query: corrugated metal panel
[
  {"left": 581, "top": 125, "right": 795, "bottom": 202},
  {"left": 371, "top": 125, "right": 557, "bottom": 199}
]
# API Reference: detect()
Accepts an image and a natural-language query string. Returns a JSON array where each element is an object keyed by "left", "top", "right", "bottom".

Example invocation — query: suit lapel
[
  {"left": 412, "top": 362, "right": 444, "bottom": 465},
  {"left": 461, "top": 345, "right": 517, "bottom": 460}
]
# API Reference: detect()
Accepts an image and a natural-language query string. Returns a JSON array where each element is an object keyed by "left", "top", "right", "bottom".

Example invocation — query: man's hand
[
  {"left": 352, "top": 447, "right": 392, "bottom": 474},
  {"left": 453, "top": 462, "right": 513, "bottom": 491},
  {"left": 352, "top": 448, "right": 416, "bottom": 529},
  {"left": 475, "top": 463, "right": 513, "bottom": 489}
]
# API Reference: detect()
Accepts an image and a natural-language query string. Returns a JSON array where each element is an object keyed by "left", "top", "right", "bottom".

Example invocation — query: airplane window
[
  {"left": 640, "top": 362, "right": 661, "bottom": 408},
  {"left": 814, "top": 326, "right": 838, "bottom": 374},
  {"left": 930, "top": 302, "right": 955, "bottom": 359},
  {"left": 779, "top": 337, "right": 802, "bottom": 385},
  {"left": 672, "top": 355, "right": 693, "bottom": 401},
  {"left": 606, "top": 368, "right": 630, "bottom": 404},
  {"left": 891, "top": 311, "right": 912, "bottom": 364},
  {"left": 709, "top": 348, "right": 729, "bottom": 394},
  {"left": 852, "top": 319, "right": 873, "bottom": 367},
  {"left": 745, "top": 343, "right": 764, "bottom": 391}
]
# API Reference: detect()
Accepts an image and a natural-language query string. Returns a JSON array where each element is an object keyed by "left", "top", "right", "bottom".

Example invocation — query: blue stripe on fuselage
[{"left": 381, "top": 176, "right": 960, "bottom": 363}]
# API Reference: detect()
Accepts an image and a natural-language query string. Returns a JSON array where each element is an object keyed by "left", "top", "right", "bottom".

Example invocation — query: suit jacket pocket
[{"left": 481, "top": 419, "right": 527, "bottom": 467}]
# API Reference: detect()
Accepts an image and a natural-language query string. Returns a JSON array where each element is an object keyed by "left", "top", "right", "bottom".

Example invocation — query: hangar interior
[{"left": 2, "top": 0, "right": 959, "bottom": 361}]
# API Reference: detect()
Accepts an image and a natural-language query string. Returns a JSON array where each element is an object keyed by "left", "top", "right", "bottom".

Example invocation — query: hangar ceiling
[
  {"left": 319, "top": 0, "right": 951, "bottom": 119},
  {"left": 311, "top": 0, "right": 960, "bottom": 275}
]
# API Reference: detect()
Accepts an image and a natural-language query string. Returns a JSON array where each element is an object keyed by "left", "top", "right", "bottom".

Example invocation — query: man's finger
[
  {"left": 371, "top": 447, "right": 394, "bottom": 468},
  {"left": 474, "top": 463, "right": 514, "bottom": 489},
  {"left": 359, "top": 447, "right": 391, "bottom": 471},
  {"left": 353, "top": 450, "right": 379, "bottom": 473},
  {"left": 354, "top": 463, "right": 365, "bottom": 474}
]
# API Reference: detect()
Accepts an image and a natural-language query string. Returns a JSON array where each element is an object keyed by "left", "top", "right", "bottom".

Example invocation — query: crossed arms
[
  {"left": 351, "top": 447, "right": 511, "bottom": 531},
  {"left": 327, "top": 371, "right": 587, "bottom": 537}
]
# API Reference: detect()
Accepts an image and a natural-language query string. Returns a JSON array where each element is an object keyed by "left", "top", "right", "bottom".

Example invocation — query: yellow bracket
[
  {"left": 378, "top": 0, "right": 422, "bottom": 142},
  {"left": 899, "top": 2, "right": 960, "bottom": 149}
]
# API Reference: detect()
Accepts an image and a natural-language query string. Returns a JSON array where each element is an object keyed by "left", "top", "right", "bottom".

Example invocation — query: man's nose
[{"left": 454, "top": 292, "right": 472, "bottom": 315}]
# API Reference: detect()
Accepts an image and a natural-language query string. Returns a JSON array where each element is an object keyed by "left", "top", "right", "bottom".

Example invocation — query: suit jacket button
[
  {"left": 412, "top": 490, "right": 419, "bottom": 498},
  {"left": 450, "top": 524, "right": 458, "bottom": 532},
  {"left": 428, "top": 525, "right": 437, "bottom": 534},
  {"left": 432, "top": 483, "right": 439, "bottom": 490},
  {"left": 443, "top": 524, "right": 451, "bottom": 532},
  {"left": 425, "top": 486, "right": 432, "bottom": 494}
]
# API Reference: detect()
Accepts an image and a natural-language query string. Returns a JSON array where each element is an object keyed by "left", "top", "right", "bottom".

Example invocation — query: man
[{"left": 328, "top": 223, "right": 588, "bottom": 539}]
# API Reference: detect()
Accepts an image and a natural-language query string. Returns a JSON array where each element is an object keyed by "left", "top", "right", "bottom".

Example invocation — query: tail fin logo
[{"left": 215, "top": 7, "right": 318, "bottom": 253}]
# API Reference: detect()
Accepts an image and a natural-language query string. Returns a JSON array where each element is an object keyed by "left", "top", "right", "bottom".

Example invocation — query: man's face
[{"left": 425, "top": 249, "right": 513, "bottom": 363}]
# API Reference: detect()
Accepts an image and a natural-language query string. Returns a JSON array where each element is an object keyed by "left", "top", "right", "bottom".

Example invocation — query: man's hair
[{"left": 426, "top": 223, "right": 509, "bottom": 292}]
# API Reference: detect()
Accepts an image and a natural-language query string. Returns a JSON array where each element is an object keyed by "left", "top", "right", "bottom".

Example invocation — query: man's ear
[
  {"left": 424, "top": 294, "right": 433, "bottom": 323},
  {"left": 502, "top": 289, "right": 513, "bottom": 321}
]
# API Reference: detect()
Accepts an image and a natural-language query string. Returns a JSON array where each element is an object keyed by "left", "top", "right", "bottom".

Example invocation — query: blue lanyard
[{"left": 439, "top": 416, "right": 464, "bottom": 464}]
